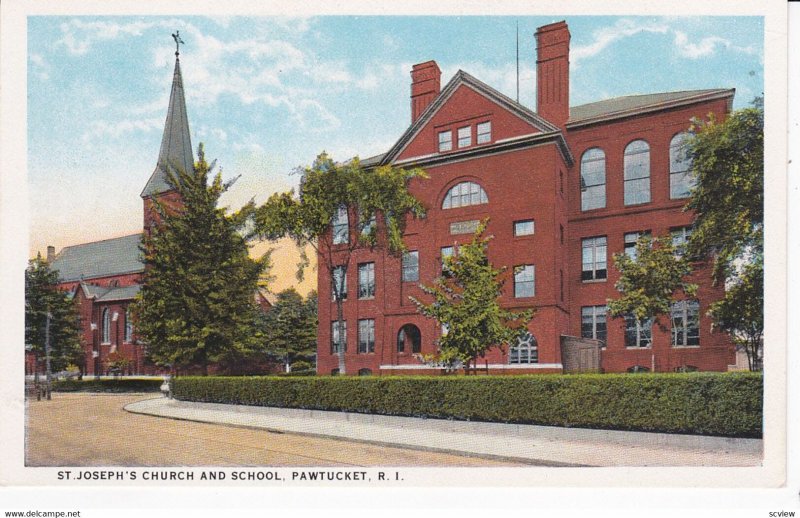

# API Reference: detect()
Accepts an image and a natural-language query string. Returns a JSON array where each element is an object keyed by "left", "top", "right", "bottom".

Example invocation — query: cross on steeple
[{"left": 172, "top": 31, "right": 185, "bottom": 57}]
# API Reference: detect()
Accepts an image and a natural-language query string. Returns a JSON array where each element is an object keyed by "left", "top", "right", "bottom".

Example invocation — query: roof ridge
[
  {"left": 58, "top": 232, "right": 142, "bottom": 251},
  {"left": 570, "top": 88, "right": 730, "bottom": 109}
]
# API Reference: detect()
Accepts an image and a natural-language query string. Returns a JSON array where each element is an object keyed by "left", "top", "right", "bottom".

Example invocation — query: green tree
[
  {"left": 261, "top": 288, "right": 318, "bottom": 372},
  {"left": 607, "top": 235, "right": 697, "bottom": 331},
  {"left": 133, "top": 144, "right": 271, "bottom": 375},
  {"left": 25, "top": 254, "right": 83, "bottom": 375},
  {"left": 686, "top": 105, "right": 764, "bottom": 370},
  {"left": 254, "top": 153, "right": 427, "bottom": 375},
  {"left": 411, "top": 221, "right": 532, "bottom": 372}
]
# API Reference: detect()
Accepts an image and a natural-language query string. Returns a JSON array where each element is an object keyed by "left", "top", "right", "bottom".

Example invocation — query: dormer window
[
  {"left": 477, "top": 122, "right": 491, "bottom": 144},
  {"left": 457, "top": 126, "right": 471, "bottom": 148},
  {"left": 438, "top": 130, "right": 452, "bottom": 152}
]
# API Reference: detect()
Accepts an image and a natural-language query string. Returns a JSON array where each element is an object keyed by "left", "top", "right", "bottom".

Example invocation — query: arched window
[
  {"left": 624, "top": 140, "right": 650, "bottom": 205},
  {"left": 124, "top": 308, "right": 133, "bottom": 343},
  {"left": 670, "top": 133, "right": 695, "bottom": 199},
  {"left": 358, "top": 368, "right": 373, "bottom": 376},
  {"left": 580, "top": 148, "right": 606, "bottom": 211},
  {"left": 101, "top": 308, "right": 110, "bottom": 344},
  {"left": 397, "top": 324, "right": 421, "bottom": 354},
  {"left": 509, "top": 332, "right": 538, "bottom": 364},
  {"left": 442, "top": 181, "right": 488, "bottom": 209}
]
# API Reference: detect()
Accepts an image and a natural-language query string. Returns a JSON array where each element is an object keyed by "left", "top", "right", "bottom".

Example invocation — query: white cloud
[
  {"left": 29, "top": 53, "right": 49, "bottom": 80},
  {"left": 56, "top": 19, "right": 156, "bottom": 55},
  {"left": 672, "top": 30, "right": 757, "bottom": 59},
  {"left": 571, "top": 18, "right": 760, "bottom": 69},
  {"left": 572, "top": 19, "right": 669, "bottom": 67},
  {"left": 81, "top": 117, "right": 162, "bottom": 143}
]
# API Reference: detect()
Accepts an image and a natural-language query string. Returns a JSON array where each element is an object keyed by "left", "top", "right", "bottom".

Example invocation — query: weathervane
[{"left": 172, "top": 31, "right": 185, "bottom": 57}]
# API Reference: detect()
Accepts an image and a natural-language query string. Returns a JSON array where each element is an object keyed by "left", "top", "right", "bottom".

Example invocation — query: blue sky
[{"left": 27, "top": 15, "right": 764, "bottom": 266}]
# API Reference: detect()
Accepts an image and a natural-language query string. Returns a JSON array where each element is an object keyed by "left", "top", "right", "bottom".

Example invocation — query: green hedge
[
  {"left": 172, "top": 372, "right": 762, "bottom": 438},
  {"left": 51, "top": 378, "right": 163, "bottom": 393}
]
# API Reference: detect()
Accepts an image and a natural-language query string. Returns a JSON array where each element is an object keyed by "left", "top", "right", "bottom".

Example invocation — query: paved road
[{"left": 25, "top": 393, "right": 523, "bottom": 467}]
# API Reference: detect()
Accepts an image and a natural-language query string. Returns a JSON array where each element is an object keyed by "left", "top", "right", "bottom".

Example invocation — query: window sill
[
  {"left": 672, "top": 345, "right": 701, "bottom": 349},
  {"left": 358, "top": 297, "right": 375, "bottom": 301},
  {"left": 625, "top": 346, "right": 652, "bottom": 350},
  {"left": 581, "top": 278, "right": 607, "bottom": 284}
]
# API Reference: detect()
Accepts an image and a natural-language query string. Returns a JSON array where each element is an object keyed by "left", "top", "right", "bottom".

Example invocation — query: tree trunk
[{"left": 332, "top": 266, "right": 347, "bottom": 375}]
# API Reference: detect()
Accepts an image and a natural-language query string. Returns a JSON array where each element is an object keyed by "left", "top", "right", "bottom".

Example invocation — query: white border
[{"left": 0, "top": 0, "right": 793, "bottom": 513}]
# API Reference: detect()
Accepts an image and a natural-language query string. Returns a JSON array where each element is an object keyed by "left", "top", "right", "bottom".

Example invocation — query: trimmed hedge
[
  {"left": 52, "top": 378, "right": 163, "bottom": 393},
  {"left": 172, "top": 372, "right": 763, "bottom": 438}
]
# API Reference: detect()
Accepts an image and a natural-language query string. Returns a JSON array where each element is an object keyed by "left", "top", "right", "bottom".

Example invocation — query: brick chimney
[
  {"left": 410, "top": 60, "right": 441, "bottom": 124},
  {"left": 536, "top": 21, "right": 570, "bottom": 128},
  {"left": 46, "top": 245, "right": 55, "bottom": 263}
]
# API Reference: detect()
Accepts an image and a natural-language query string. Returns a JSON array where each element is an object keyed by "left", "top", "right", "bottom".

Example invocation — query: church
[
  {"left": 28, "top": 42, "right": 268, "bottom": 376},
  {"left": 315, "top": 21, "right": 740, "bottom": 375}
]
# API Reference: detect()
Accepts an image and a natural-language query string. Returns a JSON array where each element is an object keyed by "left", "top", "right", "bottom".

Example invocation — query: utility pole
[{"left": 45, "top": 310, "right": 52, "bottom": 400}]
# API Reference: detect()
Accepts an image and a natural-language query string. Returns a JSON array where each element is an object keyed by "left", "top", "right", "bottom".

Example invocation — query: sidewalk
[{"left": 125, "top": 396, "right": 763, "bottom": 467}]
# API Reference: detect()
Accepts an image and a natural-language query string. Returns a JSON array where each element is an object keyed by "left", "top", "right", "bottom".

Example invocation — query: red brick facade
[{"left": 316, "top": 21, "right": 736, "bottom": 376}]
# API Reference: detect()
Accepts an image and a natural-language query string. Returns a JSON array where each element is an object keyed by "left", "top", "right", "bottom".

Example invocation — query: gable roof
[
  {"left": 567, "top": 89, "right": 735, "bottom": 128},
  {"left": 379, "top": 70, "right": 564, "bottom": 166},
  {"left": 50, "top": 234, "right": 143, "bottom": 283},
  {"left": 141, "top": 55, "right": 194, "bottom": 198}
]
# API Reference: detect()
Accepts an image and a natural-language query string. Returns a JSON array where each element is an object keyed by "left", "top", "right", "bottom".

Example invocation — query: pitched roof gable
[
  {"left": 50, "top": 234, "right": 143, "bottom": 283},
  {"left": 379, "top": 70, "right": 561, "bottom": 166}
]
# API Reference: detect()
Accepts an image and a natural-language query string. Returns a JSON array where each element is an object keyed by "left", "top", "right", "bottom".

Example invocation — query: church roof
[
  {"left": 50, "top": 234, "right": 143, "bottom": 283},
  {"left": 97, "top": 284, "right": 141, "bottom": 302},
  {"left": 141, "top": 55, "right": 194, "bottom": 198},
  {"left": 567, "top": 89, "right": 734, "bottom": 127}
]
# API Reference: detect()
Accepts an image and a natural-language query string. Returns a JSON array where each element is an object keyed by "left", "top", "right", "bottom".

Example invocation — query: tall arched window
[
  {"left": 124, "top": 308, "right": 133, "bottom": 343},
  {"left": 670, "top": 132, "right": 695, "bottom": 199},
  {"left": 580, "top": 148, "right": 606, "bottom": 211},
  {"left": 101, "top": 308, "right": 110, "bottom": 344},
  {"left": 442, "top": 181, "right": 488, "bottom": 209},
  {"left": 624, "top": 140, "right": 650, "bottom": 205},
  {"left": 397, "top": 324, "right": 421, "bottom": 353}
]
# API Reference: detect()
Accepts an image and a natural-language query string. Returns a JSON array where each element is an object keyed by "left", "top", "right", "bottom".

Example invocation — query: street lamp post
[{"left": 45, "top": 310, "right": 52, "bottom": 401}]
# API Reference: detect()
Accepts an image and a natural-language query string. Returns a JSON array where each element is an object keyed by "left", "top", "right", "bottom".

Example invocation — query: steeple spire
[{"left": 141, "top": 33, "right": 194, "bottom": 198}]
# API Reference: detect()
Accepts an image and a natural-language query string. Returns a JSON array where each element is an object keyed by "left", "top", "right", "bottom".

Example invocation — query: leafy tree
[
  {"left": 133, "top": 144, "right": 271, "bottom": 375},
  {"left": 261, "top": 288, "right": 318, "bottom": 372},
  {"left": 411, "top": 221, "right": 533, "bottom": 372},
  {"left": 607, "top": 236, "right": 697, "bottom": 329},
  {"left": 686, "top": 105, "right": 764, "bottom": 370},
  {"left": 254, "top": 153, "right": 427, "bottom": 374},
  {"left": 25, "top": 254, "right": 83, "bottom": 374}
]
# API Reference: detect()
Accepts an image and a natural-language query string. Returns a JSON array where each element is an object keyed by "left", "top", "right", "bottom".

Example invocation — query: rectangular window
[
  {"left": 624, "top": 231, "right": 650, "bottom": 260},
  {"left": 514, "top": 220, "right": 535, "bottom": 236},
  {"left": 671, "top": 226, "right": 692, "bottom": 257},
  {"left": 358, "top": 319, "right": 375, "bottom": 354},
  {"left": 457, "top": 126, "right": 471, "bottom": 148},
  {"left": 624, "top": 314, "right": 652, "bottom": 348},
  {"left": 332, "top": 266, "right": 347, "bottom": 301},
  {"left": 671, "top": 300, "right": 700, "bottom": 347},
  {"left": 402, "top": 251, "right": 419, "bottom": 282},
  {"left": 360, "top": 213, "right": 376, "bottom": 237},
  {"left": 581, "top": 236, "right": 607, "bottom": 281},
  {"left": 514, "top": 265, "right": 535, "bottom": 298},
  {"left": 438, "top": 130, "right": 452, "bottom": 152},
  {"left": 332, "top": 206, "right": 349, "bottom": 245},
  {"left": 581, "top": 306, "right": 607, "bottom": 342},
  {"left": 358, "top": 262, "right": 375, "bottom": 299},
  {"left": 331, "top": 320, "right": 347, "bottom": 354},
  {"left": 441, "top": 246, "right": 455, "bottom": 274},
  {"left": 476, "top": 121, "right": 491, "bottom": 144}
]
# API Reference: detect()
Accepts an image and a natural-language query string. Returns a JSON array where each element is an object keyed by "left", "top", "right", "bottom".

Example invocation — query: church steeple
[{"left": 141, "top": 33, "right": 194, "bottom": 198}]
